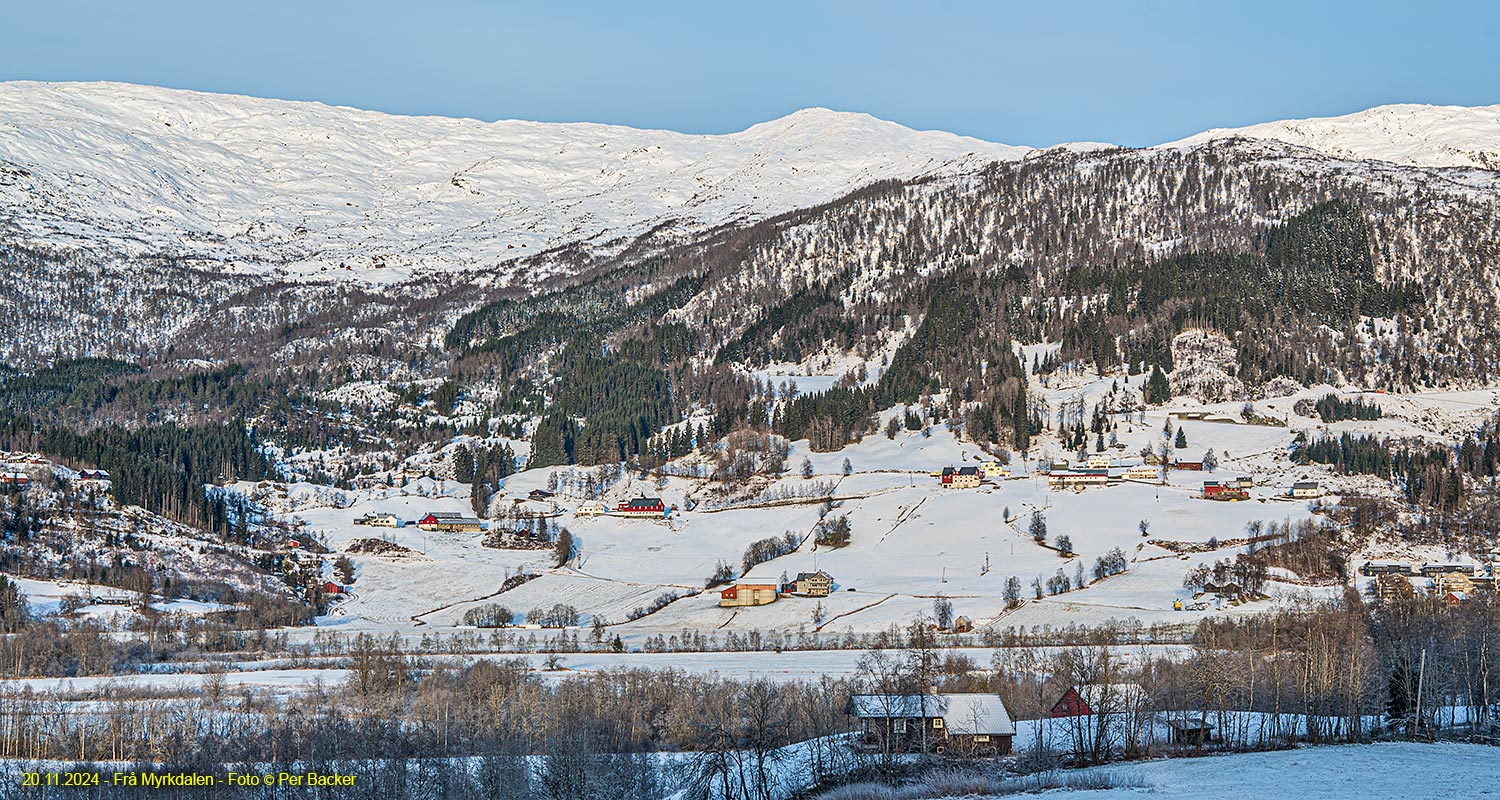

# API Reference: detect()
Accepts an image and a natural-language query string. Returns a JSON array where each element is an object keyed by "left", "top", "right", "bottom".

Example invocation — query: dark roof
[
  {"left": 958, "top": 466, "right": 980, "bottom": 476},
  {"left": 849, "top": 694, "right": 1015, "bottom": 735}
]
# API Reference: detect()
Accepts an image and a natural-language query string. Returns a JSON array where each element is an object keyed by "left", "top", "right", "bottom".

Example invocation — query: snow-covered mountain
[
  {"left": 1162, "top": 103, "right": 1500, "bottom": 170},
  {"left": 0, "top": 81, "right": 1026, "bottom": 283}
]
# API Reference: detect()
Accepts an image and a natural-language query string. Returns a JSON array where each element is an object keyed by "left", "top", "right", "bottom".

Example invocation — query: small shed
[{"left": 1162, "top": 714, "right": 1214, "bottom": 746}]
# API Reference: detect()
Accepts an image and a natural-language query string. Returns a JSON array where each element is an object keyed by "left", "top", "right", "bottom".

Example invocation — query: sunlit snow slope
[{"left": 0, "top": 81, "right": 1026, "bottom": 282}]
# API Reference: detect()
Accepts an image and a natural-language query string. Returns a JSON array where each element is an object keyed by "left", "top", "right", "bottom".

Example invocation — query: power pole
[{"left": 1414, "top": 647, "right": 1427, "bottom": 738}]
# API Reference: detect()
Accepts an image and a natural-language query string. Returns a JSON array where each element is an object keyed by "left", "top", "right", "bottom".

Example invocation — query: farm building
[
  {"left": 1123, "top": 465, "right": 1160, "bottom": 480},
  {"left": 1049, "top": 684, "right": 1148, "bottom": 718},
  {"left": 613, "top": 497, "right": 667, "bottom": 517},
  {"left": 574, "top": 501, "right": 606, "bottom": 517},
  {"left": 528, "top": 489, "right": 555, "bottom": 501},
  {"left": 938, "top": 466, "right": 982, "bottom": 489},
  {"left": 1085, "top": 454, "right": 1113, "bottom": 469},
  {"left": 0, "top": 472, "right": 31, "bottom": 488},
  {"left": 321, "top": 581, "right": 347, "bottom": 595},
  {"left": 849, "top": 693, "right": 1015, "bottom": 755},
  {"left": 1163, "top": 715, "right": 1214, "bottom": 747},
  {"left": 980, "top": 460, "right": 1009, "bottom": 478},
  {"left": 416, "top": 513, "right": 484, "bottom": 532},
  {"left": 1202, "top": 481, "right": 1249, "bottom": 501},
  {"left": 1172, "top": 460, "right": 1204, "bottom": 471},
  {"left": 1048, "top": 471, "right": 1109, "bottom": 488},
  {"left": 1227, "top": 475, "right": 1254, "bottom": 489},
  {"left": 719, "top": 582, "right": 778, "bottom": 607},
  {"left": 78, "top": 469, "right": 111, "bottom": 482},
  {"left": 791, "top": 570, "right": 834, "bottom": 597},
  {"left": 1291, "top": 481, "right": 1324, "bottom": 498}
]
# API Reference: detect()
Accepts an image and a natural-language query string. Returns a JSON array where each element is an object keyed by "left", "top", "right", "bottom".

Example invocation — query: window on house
[
  {"left": 976, "top": 735, "right": 990, "bottom": 742},
  {"left": 893, "top": 719, "right": 907, "bottom": 734},
  {"left": 932, "top": 718, "right": 944, "bottom": 729}
]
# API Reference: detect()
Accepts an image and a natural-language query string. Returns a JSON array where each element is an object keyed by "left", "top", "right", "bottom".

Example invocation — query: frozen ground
[{"left": 993, "top": 742, "right": 1499, "bottom": 799}]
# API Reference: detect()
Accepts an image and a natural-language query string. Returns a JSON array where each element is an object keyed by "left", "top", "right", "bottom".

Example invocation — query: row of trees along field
[{"left": 0, "top": 593, "right": 1494, "bottom": 798}]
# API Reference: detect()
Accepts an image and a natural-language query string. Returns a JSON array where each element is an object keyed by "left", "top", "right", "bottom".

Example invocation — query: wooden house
[
  {"left": 792, "top": 570, "right": 834, "bottom": 597},
  {"left": 1049, "top": 684, "right": 1148, "bottom": 718},
  {"left": 1123, "top": 465, "right": 1160, "bottom": 480},
  {"left": 1173, "top": 460, "right": 1204, "bottom": 471},
  {"left": 719, "top": 582, "right": 778, "bottom": 607},
  {"left": 321, "top": 581, "right": 347, "bottom": 595},
  {"left": 849, "top": 693, "right": 1015, "bottom": 755},
  {"left": 528, "top": 489, "right": 555, "bottom": 501},
  {"left": 0, "top": 472, "right": 31, "bottom": 488},
  {"left": 574, "top": 501, "right": 606, "bottom": 517},
  {"left": 1202, "top": 481, "right": 1248, "bottom": 501},
  {"left": 1048, "top": 471, "right": 1109, "bottom": 488}
]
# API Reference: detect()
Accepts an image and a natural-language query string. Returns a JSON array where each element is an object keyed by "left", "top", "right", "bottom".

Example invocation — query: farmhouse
[
  {"left": 1048, "top": 470, "right": 1109, "bottom": 488},
  {"left": 0, "top": 472, "right": 31, "bottom": 487},
  {"left": 528, "top": 489, "right": 555, "bottom": 501},
  {"left": 1173, "top": 460, "right": 1204, "bottom": 471},
  {"left": 1443, "top": 591, "right": 1469, "bottom": 606},
  {"left": 321, "top": 581, "right": 347, "bottom": 595},
  {"left": 78, "top": 469, "right": 112, "bottom": 482},
  {"left": 1227, "top": 475, "right": 1254, "bottom": 489},
  {"left": 1291, "top": 481, "right": 1324, "bottom": 498},
  {"left": 1085, "top": 454, "right": 1113, "bottom": 469},
  {"left": 574, "top": 501, "right": 606, "bottom": 517},
  {"left": 1049, "top": 684, "right": 1148, "bottom": 718},
  {"left": 849, "top": 693, "right": 1015, "bottom": 755},
  {"left": 355, "top": 513, "right": 402, "bottom": 527},
  {"left": 1202, "top": 481, "right": 1249, "bottom": 501},
  {"left": 613, "top": 497, "right": 667, "bottom": 517},
  {"left": 719, "top": 582, "right": 778, "bottom": 607},
  {"left": 791, "top": 570, "right": 834, "bottom": 597},
  {"left": 1123, "top": 465, "right": 1160, "bottom": 480},
  {"left": 416, "top": 513, "right": 485, "bottom": 532},
  {"left": 980, "top": 460, "right": 1009, "bottom": 478}
]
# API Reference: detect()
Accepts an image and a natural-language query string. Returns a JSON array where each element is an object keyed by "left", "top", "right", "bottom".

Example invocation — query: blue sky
[{"left": 5, "top": 0, "right": 1497, "bottom": 147}]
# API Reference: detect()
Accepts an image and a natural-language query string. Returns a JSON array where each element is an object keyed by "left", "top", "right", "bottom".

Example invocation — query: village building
[
  {"left": 1442, "top": 591, "right": 1469, "bottom": 606},
  {"left": 574, "top": 501, "right": 606, "bottom": 517},
  {"left": 1172, "top": 460, "right": 1204, "bottom": 471},
  {"left": 77, "top": 469, "right": 112, "bottom": 482},
  {"left": 1048, "top": 684, "right": 1148, "bottom": 718},
  {"left": 1421, "top": 562, "right": 1474, "bottom": 576},
  {"left": 1374, "top": 573, "right": 1416, "bottom": 601},
  {"left": 1085, "top": 454, "right": 1113, "bottom": 469},
  {"left": 416, "top": 513, "right": 485, "bottom": 532},
  {"left": 1291, "top": 481, "right": 1324, "bottom": 498},
  {"left": 1123, "top": 465, "right": 1160, "bottom": 480},
  {"left": 322, "top": 581, "right": 347, "bottom": 595},
  {"left": 791, "top": 570, "right": 834, "bottom": 597},
  {"left": 528, "top": 489, "right": 555, "bottom": 501},
  {"left": 0, "top": 472, "right": 31, "bottom": 488},
  {"left": 355, "top": 513, "right": 402, "bottom": 527},
  {"left": 1048, "top": 470, "right": 1110, "bottom": 489},
  {"left": 980, "top": 460, "right": 1009, "bottom": 479},
  {"left": 849, "top": 693, "right": 1015, "bottom": 755},
  {"left": 1227, "top": 475, "right": 1254, "bottom": 489},
  {"left": 613, "top": 496, "right": 668, "bottom": 517},
  {"left": 1202, "top": 481, "right": 1249, "bottom": 501},
  {"left": 718, "top": 582, "right": 778, "bottom": 607},
  {"left": 1361, "top": 560, "right": 1413, "bottom": 576},
  {"left": 1434, "top": 572, "right": 1475, "bottom": 595}
]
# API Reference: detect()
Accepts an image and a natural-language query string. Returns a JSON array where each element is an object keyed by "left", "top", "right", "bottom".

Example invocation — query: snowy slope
[
  {"left": 1162, "top": 103, "right": 1500, "bottom": 169},
  {"left": 0, "top": 81, "right": 1026, "bottom": 282}
]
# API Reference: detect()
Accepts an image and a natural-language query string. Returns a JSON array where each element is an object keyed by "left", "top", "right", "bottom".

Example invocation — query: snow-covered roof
[{"left": 849, "top": 693, "right": 1015, "bottom": 735}]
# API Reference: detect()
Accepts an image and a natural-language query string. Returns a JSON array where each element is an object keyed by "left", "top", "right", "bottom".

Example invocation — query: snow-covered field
[{"left": 1006, "top": 742, "right": 1497, "bottom": 799}]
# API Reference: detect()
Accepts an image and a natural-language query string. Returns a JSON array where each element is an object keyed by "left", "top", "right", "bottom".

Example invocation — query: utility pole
[{"left": 1414, "top": 647, "right": 1427, "bottom": 739}]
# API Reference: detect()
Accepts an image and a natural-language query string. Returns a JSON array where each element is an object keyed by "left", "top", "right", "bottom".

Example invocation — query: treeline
[
  {"left": 0, "top": 411, "right": 270, "bottom": 529},
  {"left": 1315, "top": 393, "right": 1383, "bottom": 422},
  {"left": 1293, "top": 422, "right": 1500, "bottom": 512}
]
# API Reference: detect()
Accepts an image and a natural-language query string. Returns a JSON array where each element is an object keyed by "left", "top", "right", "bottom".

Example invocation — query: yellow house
[{"left": 793, "top": 571, "right": 834, "bottom": 596}]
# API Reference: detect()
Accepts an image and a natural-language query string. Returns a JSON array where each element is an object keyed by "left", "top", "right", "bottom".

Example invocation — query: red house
[
  {"left": 322, "top": 581, "right": 346, "bottom": 595},
  {"left": 0, "top": 472, "right": 30, "bottom": 487},
  {"left": 1049, "top": 684, "right": 1148, "bottom": 717},
  {"left": 614, "top": 497, "right": 666, "bottom": 517}
]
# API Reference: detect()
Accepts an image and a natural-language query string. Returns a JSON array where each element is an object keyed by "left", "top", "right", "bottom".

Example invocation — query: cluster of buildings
[
  {"left": 718, "top": 569, "right": 835, "bottom": 607},
  {"left": 1201, "top": 476, "right": 1253, "bottom": 501},
  {"left": 1365, "top": 557, "right": 1500, "bottom": 605},
  {"left": 415, "top": 512, "right": 485, "bottom": 533},
  {"left": 931, "top": 461, "right": 1008, "bottom": 489}
]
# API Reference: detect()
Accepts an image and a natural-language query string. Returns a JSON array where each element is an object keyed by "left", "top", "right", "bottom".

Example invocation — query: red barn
[
  {"left": 1049, "top": 684, "right": 1148, "bottom": 717},
  {"left": 614, "top": 497, "right": 666, "bottom": 517},
  {"left": 322, "top": 581, "right": 346, "bottom": 595}
]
